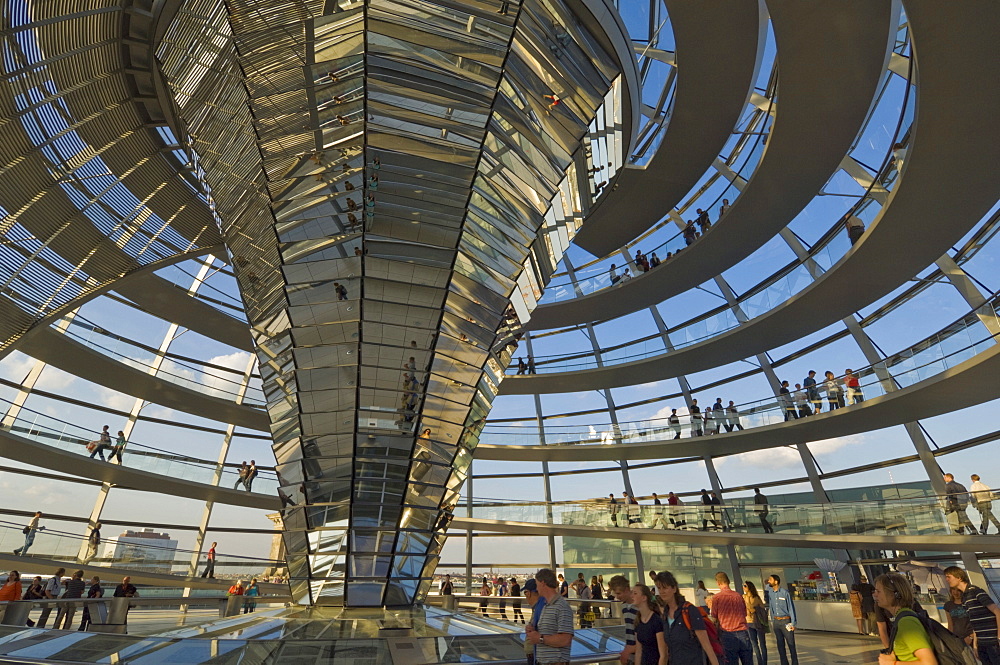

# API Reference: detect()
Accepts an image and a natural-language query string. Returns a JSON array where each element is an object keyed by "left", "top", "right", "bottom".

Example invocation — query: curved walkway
[
  {"left": 15, "top": 326, "right": 269, "bottom": 431},
  {"left": 504, "top": 0, "right": 1000, "bottom": 393},
  {"left": 0, "top": 424, "right": 281, "bottom": 511},
  {"left": 569, "top": 0, "right": 762, "bottom": 256},
  {"left": 450, "top": 516, "right": 1000, "bottom": 552},
  {"left": 115, "top": 272, "right": 253, "bottom": 353},
  {"left": 527, "top": 0, "right": 895, "bottom": 331},
  {"left": 0, "top": 552, "right": 287, "bottom": 594},
  {"left": 479, "top": 338, "right": 1000, "bottom": 461}
]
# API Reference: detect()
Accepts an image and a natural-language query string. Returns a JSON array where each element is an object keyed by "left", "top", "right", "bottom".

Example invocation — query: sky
[{"left": 1, "top": 2, "right": 998, "bottom": 576}]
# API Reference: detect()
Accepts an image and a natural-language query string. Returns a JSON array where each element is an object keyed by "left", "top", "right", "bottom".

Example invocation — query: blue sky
[{"left": 1, "top": 3, "right": 999, "bottom": 573}]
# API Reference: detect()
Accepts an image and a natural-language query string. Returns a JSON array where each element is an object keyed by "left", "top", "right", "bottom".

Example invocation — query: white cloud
[{"left": 721, "top": 433, "right": 868, "bottom": 469}]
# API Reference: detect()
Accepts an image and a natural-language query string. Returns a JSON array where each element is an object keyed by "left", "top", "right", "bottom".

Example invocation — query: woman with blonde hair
[{"left": 874, "top": 573, "right": 937, "bottom": 664}]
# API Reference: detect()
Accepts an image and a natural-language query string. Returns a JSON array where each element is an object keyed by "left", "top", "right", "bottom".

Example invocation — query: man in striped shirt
[
  {"left": 526, "top": 568, "right": 574, "bottom": 665},
  {"left": 945, "top": 566, "right": 1000, "bottom": 665},
  {"left": 608, "top": 575, "right": 636, "bottom": 664}
]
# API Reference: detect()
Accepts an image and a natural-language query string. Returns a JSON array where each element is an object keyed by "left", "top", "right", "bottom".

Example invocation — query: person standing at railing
[
  {"left": 0, "top": 571, "right": 21, "bottom": 604},
  {"left": 479, "top": 577, "right": 492, "bottom": 617},
  {"left": 83, "top": 523, "right": 101, "bottom": 564},
  {"left": 844, "top": 369, "right": 865, "bottom": 404},
  {"left": 201, "top": 541, "right": 218, "bottom": 578},
  {"left": 243, "top": 578, "right": 259, "bottom": 614},
  {"left": 55, "top": 569, "right": 85, "bottom": 629},
  {"left": 113, "top": 576, "right": 138, "bottom": 633},
  {"left": 668, "top": 410, "right": 682, "bottom": 439},
  {"left": 511, "top": 578, "right": 525, "bottom": 624},
  {"left": 725, "top": 401, "right": 744, "bottom": 432},
  {"left": 824, "top": 371, "right": 845, "bottom": 410},
  {"left": 35, "top": 567, "right": 65, "bottom": 629},
  {"left": 13, "top": 511, "right": 44, "bottom": 556},
  {"left": 689, "top": 400, "right": 703, "bottom": 436},
  {"left": 804, "top": 371, "right": 822, "bottom": 413},
  {"left": 943, "top": 474, "right": 979, "bottom": 535},
  {"left": 78, "top": 575, "right": 103, "bottom": 631},
  {"left": 109, "top": 431, "right": 126, "bottom": 464},
  {"left": 779, "top": 382, "right": 797, "bottom": 421},
  {"left": 22, "top": 576, "right": 43, "bottom": 626},
  {"left": 970, "top": 474, "right": 1000, "bottom": 535},
  {"left": 609, "top": 494, "right": 620, "bottom": 527},
  {"left": 244, "top": 461, "right": 258, "bottom": 492}
]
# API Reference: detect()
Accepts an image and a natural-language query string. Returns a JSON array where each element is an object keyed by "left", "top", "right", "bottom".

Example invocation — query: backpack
[
  {"left": 889, "top": 609, "right": 976, "bottom": 665},
  {"left": 680, "top": 601, "right": 725, "bottom": 659}
]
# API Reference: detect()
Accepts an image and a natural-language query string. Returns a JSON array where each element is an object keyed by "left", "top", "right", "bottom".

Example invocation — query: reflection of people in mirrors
[
  {"left": 419, "top": 428, "right": 432, "bottom": 440},
  {"left": 542, "top": 93, "right": 560, "bottom": 113}
]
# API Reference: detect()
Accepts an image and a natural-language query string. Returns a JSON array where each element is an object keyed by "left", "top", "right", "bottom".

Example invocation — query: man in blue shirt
[
  {"left": 767, "top": 575, "right": 798, "bottom": 665},
  {"left": 523, "top": 578, "right": 547, "bottom": 665}
]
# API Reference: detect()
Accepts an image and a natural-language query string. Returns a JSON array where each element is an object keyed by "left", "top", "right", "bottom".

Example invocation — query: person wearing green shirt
[{"left": 874, "top": 573, "right": 937, "bottom": 665}]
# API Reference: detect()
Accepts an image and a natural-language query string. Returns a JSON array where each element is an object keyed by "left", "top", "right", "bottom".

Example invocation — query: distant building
[{"left": 102, "top": 528, "right": 178, "bottom": 574}]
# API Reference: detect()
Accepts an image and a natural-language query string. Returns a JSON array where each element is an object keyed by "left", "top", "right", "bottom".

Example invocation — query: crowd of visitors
[
  {"left": 1, "top": 568, "right": 136, "bottom": 631},
  {"left": 607, "top": 489, "right": 773, "bottom": 533}
]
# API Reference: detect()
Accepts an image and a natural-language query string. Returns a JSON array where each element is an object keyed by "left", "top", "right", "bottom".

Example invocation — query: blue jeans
[
  {"left": 771, "top": 618, "right": 798, "bottom": 665},
  {"left": 748, "top": 625, "right": 767, "bottom": 665},
  {"left": 979, "top": 643, "right": 1000, "bottom": 665},
  {"left": 719, "top": 628, "right": 753, "bottom": 665},
  {"left": 14, "top": 530, "right": 35, "bottom": 556}
]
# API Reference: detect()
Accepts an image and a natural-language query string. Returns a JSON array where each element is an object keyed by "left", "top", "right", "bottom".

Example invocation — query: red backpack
[{"left": 680, "top": 602, "right": 725, "bottom": 659}]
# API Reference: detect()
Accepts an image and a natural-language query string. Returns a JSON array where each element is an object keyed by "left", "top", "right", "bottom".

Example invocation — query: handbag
[
  {"left": 755, "top": 605, "right": 771, "bottom": 634},
  {"left": 22, "top": 526, "right": 30, "bottom": 534},
  {"left": 86, "top": 441, "right": 98, "bottom": 452}
]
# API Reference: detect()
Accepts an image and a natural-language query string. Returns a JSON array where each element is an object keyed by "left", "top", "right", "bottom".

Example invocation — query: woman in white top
[
  {"left": 668, "top": 410, "right": 682, "bottom": 439},
  {"left": 824, "top": 370, "right": 845, "bottom": 410},
  {"left": 694, "top": 580, "right": 711, "bottom": 613},
  {"left": 704, "top": 408, "right": 716, "bottom": 435}
]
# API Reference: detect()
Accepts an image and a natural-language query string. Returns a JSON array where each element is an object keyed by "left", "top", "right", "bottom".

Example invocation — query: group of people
[
  {"left": 944, "top": 472, "right": 1000, "bottom": 536},
  {"left": 866, "top": 566, "right": 1000, "bottom": 665},
  {"left": 233, "top": 461, "right": 259, "bottom": 491},
  {"left": 0, "top": 568, "right": 137, "bottom": 632},
  {"left": 607, "top": 488, "right": 775, "bottom": 534},
  {"left": 86, "top": 425, "right": 126, "bottom": 463},
  {"left": 666, "top": 399, "right": 745, "bottom": 438},
  {"left": 475, "top": 576, "right": 527, "bottom": 623},
  {"left": 779, "top": 370, "right": 864, "bottom": 421},
  {"left": 225, "top": 578, "right": 262, "bottom": 613}
]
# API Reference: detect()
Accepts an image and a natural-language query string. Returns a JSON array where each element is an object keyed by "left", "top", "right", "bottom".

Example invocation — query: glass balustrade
[
  {"left": 0, "top": 396, "right": 278, "bottom": 495},
  {"left": 521, "top": 80, "right": 914, "bottom": 372},
  {"left": 0, "top": 520, "right": 280, "bottom": 576},
  {"left": 60, "top": 325, "right": 267, "bottom": 408},
  {"left": 463, "top": 496, "right": 953, "bottom": 538},
  {"left": 485, "top": 302, "right": 1000, "bottom": 447},
  {"left": 539, "top": 101, "right": 775, "bottom": 304}
]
